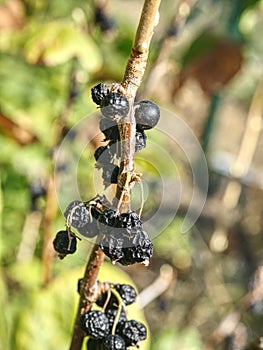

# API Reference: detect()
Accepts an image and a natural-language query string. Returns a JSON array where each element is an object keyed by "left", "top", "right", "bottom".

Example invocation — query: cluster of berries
[
  {"left": 91, "top": 83, "right": 160, "bottom": 188},
  {"left": 53, "top": 198, "right": 153, "bottom": 266},
  {"left": 79, "top": 283, "right": 147, "bottom": 350}
]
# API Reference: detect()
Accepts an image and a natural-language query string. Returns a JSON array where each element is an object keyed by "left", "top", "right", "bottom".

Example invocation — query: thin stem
[{"left": 69, "top": 244, "right": 105, "bottom": 350}]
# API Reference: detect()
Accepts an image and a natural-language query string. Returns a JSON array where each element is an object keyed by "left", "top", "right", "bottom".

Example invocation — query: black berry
[
  {"left": 95, "top": 7, "right": 115, "bottom": 33},
  {"left": 99, "top": 234, "right": 125, "bottom": 262},
  {"left": 53, "top": 230, "right": 77, "bottom": 255},
  {"left": 99, "top": 118, "right": 120, "bottom": 141},
  {"left": 102, "top": 164, "right": 119, "bottom": 187},
  {"left": 135, "top": 129, "right": 147, "bottom": 152},
  {"left": 135, "top": 100, "right": 160, "bottom": 130},
  {"left": 80, "top": 310, "right": 110, "bottom": 339},
  {"left": 64, "top": 200, "right": 90, "bottom": 229},
  {"left": 91, "top": 83, "right": 109, "bottom": 105},
  {"left": 101, "top": 92, "right": 129, "bottom": 119},
  {"left": 118, "top": 320, "right": 147, "bottom": 346},
  {"left": 103, "top": 335, "right": 126, "bottom": 350},
  {"left": 115, "top": 284, "right": 137, "bottom": 305},
  {"left": 105, "top": 306, "right": 127, "bottom": 329}
]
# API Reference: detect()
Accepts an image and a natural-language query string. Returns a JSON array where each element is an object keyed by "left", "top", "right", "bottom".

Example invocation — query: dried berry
[
  {"left": 99, "top": 234, "right": 125, "bottom": 262},
  {"left": 102, "top": 164, "right": 119, "bottom": 187},
  {"left": 91, "top": 83, "right": 109, "bottom": 105},
  {"left": 115, "top": 284, "right": 137, "bottom": 305},
  {"left": 135, "top": 129, "right": 147, "bottom": 152},
  {"left": 80, "top": 310, "right": 110, "bottom": 339},
  {"left": 103, "top": 335, "right": 126, "bottom": 350},
  {"left": 118, "top": 229, "right": 153, "bottom": 266},
  {"left": 105, "top": 306, "right": 127, "bottom": 329},
  {"left": 117, "top": 320, "right": 147, "bottom": 346},
  {"left": 135, "top": 100, "right": 160, "bottom": 130},
  {"left": 53, "top": 230, "right": 77, "bottom": 255},
  {"left": 94, "top": 146, "right": 114, "bottom": 167},
  {"left": 64, "top": 200, "right": 90, "bottom": 229},
  {"left": 99, "top": 118, "right": 120, "bottom": 141},
  {"left": 101, "top": 92, "right": 129, "bottom": 119}
]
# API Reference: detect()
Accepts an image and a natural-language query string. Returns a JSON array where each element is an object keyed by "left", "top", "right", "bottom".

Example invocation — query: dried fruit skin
[
  {"left": 64, "top": 200, "right": 90, "bottom": 229},
  {"left": 91, "top": 83, "right": 109, "bottom": 105},
  {"left": 103, "top": 334, "right": 126, "bottom": 350},
  {"left": 80, "top": 310, "right": 110, "bottom": 340},
  {"left": 118, "top": 319, "right": 147, "bottom": 346},
  {"left": 101, "top": 92, "right": 129, "bottom": 119}
]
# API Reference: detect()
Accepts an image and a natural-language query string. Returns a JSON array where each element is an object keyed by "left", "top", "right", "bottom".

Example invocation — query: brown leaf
[
  {"left": 179, "top": 38, "right": 243, "bottom": 95},
  {"left": 0, "top": 113, "right": 38, "bottom": 145}
]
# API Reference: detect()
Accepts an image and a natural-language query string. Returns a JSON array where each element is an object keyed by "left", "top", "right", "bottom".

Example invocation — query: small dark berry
[
  {"left": 64, "top": 200, "right": 90, "bottom": 229},
  {"left": 80, "top": 310, "right": 110, "bottom": 339},
  {"left": 103, "top": 335, "right": 126, "bottom": 350},
  {"left": 135, "top": 129, "right": 147, "bottom": 152},
  {"left": 53, "top": 230, "right": 77, "bottom": 255},
  {"left": 99, "top": 234, "right": 125, "bottom": 262},
  {"left": 102, "top": 164, "right": 119, "bottom": 187},
  {"left": 94, "top": 146, "right": 114, "bottom": 166},
  {"left": 115, "top": 284, "right": 137, "bottom": 305},
  {"left": 101, "top": 92, "right": 129, "bottom": 120},
  {"left": 135, "top": 100, "right": 160, "bottom": 130},
  {"left": 118, "top": 320, "right": 147, "bottom": 346},
  {"left": 99, "top": 118, "right": 120, "bottom": 141},
  {"left": 91, "top": 83, "right": 109, "bottom": 105},
  {"left": 105, "top": 306, "right": 127, "bottom": 329}
]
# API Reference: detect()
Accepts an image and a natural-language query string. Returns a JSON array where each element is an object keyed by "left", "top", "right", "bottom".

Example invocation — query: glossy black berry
[
  {"left": 80, "top": 310, "right": 110, "bottom": 339},
  {"left": 135, "top": 129, "right": 147, "bottom": 152},
  {"left": 91, "top": 83, "right": 109, "bottom": 105},
  {"left": 115, "top": 284, "right": 137, "bottom": 305},
  {"left": 103, "top": 335, "right": 126, "bottom": 350},
  {"left": 101, "top": 93, "right": 129, "bottom": 119},
  {"left": 102, "top": 164, "right": 119, "bottom": 187},
  {"left": 99, "top": 118, "right": 120, "bottom": 141},
  {"left": 64, "top": 200, "right": 90, "bottom": 229},
  {"left": 135, "top": 100, "right": 160, "bottom": 130},
  {"left": 118, "top": 320, "right": 147, "bottom": 346},
  {"left": 53, "top": 230, "right": 77, "bottom": 255}
]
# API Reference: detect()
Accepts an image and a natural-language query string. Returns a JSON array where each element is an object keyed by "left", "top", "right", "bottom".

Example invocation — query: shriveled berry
[
  {"left": 91, "top": 83, "right": 109, "bottom": 105},
  {"left": 53, "top": 230, "right": 77, "bottom": 255},
  {"left": 135, "top": 129, "right": 147, "bottom": 152},
  {"left": 115, "top": 284, "right": 137, "bottom": 305},
  {"left": 94, "top": 146, "right": 114, "bottom": 167},
  {"left": 115, "top": 211, "right": 142, "bottom": 229},
  {"left": 99, "top": 118, "right": 120, "bottom": 141},
  {"left": 103, "top": 335, "right": 126, "bottom": 350},
  {"left": 118, "top": 320, "right": 147, "bottom": 346},
  {"left": 99, "top": 234, "right": 125, "bottom": 262},
  {"left": 135, "top": 100, "right": 160, "bottom": 130},
  {"left": 119, "top": 229, "right": 153, "bottom": 266},
  {"left": 102, "top": 164, "right": 119, "bottom": 187},
  {"left": 80, "top": 310, "right": 110, "bottom": 339},
  {"left": 64, "top": 200, "right": 90, "bottom": 229},
  {"left": 101, "top": 92, "right": 129, "bottom": 119},
  {"left": 105, "top": 306, "right": 127, "bottom": 329}
]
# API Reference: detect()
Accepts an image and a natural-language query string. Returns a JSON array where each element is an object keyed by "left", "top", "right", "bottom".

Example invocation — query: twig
[{"left": 69, "top": 1, "right": 161, "bottom": 349}]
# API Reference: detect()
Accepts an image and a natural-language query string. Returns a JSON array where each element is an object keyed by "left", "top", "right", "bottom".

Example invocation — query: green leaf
[{"left": 24, "top": 21, "right": 102, "bottom": 71}]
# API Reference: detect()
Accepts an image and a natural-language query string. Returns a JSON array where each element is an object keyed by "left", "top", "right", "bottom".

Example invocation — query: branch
[{"left": 69, "top": 1, "right": 161, "bottom": 348}]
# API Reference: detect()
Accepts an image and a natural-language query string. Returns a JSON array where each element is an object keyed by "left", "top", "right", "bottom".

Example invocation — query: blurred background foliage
[{"left": 0, "top": 0, "right": 263, "bottom": 349}]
